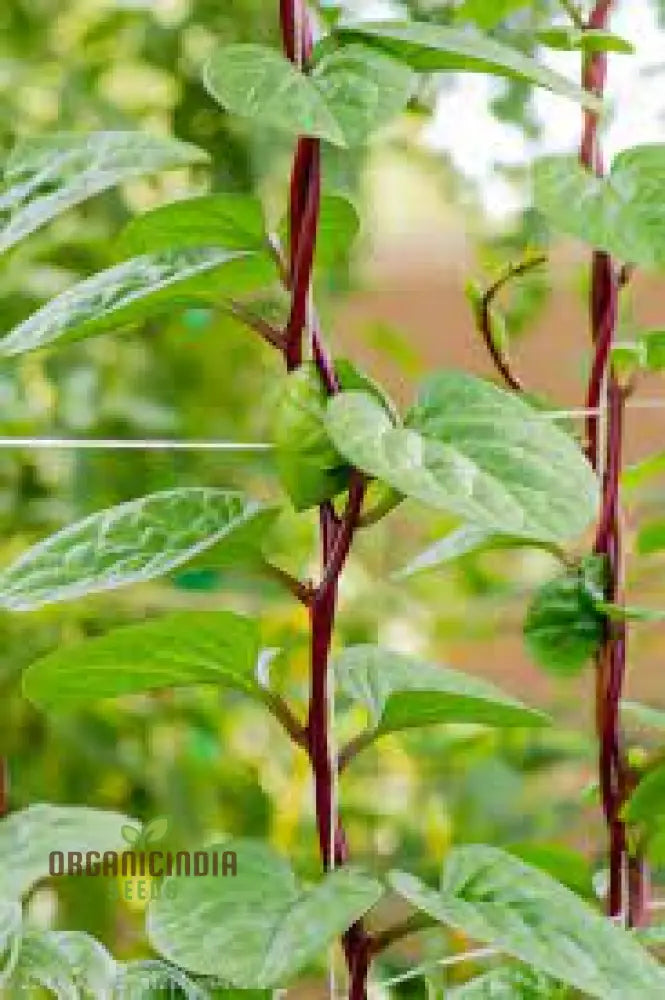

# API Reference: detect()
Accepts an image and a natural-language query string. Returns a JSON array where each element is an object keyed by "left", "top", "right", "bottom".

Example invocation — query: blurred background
[{"left": 1, "top": 0, "right": 665, "bottom": 991}]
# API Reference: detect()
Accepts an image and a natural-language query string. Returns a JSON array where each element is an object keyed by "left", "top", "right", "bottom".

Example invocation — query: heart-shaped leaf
[
  {"left": 0, "top": 132, "right": 207, "bottom": 255},
  {"left": 312, "top": 45, "right": 413, "bottom": 146},
  {"left": 534, "top": 146, "right": 665, "bottom": 270},
  {"left": 0, "top": 248, "right": 274, "bottom": 358},
  {"left": 112, "top": 960, "right": 212, "bottom": 999},
  {"left": 10, "top": 931, "right": 116, "bottom": 999},
  {"left": 23, "top": 611, "right": 261, "bottom": 712},
  {"left": 203, "top": 45, "right": 346, "bottom": 146},
  {"left": 147, "top": 839, "right": 383, "bottom": 987},
  {"left": 0, "top": 805, "right": 135, "bottom": 899},
  {"left": 389, "top": 846, "right": 665, "bottom": 999},
  {"left": 326, "top": 371, "right": 598, "bottom": 543},
  {"left": 0, "top": 488, "right": 273, "bottom": 611}
]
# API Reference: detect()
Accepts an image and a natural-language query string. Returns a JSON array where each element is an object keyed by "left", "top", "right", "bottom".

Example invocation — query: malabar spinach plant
[{"left": 0, "top": 1, "right": 665, "bottom": 997}]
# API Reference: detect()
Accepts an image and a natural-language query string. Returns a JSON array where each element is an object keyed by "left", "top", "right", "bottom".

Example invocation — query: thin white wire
[
  {"left": 295, "top": 0, "right": 304, "bottom": 69},
  {"left": 539, "top": 397, "right": 665, "bottom": 419},
  {"left": 0, "top": 398, "right": 663, "bottom": 454},
  {"left": 373, "top": 946, "right": 499, "bottom": 991},
  {"left": 0, "top": 437, "right": 273, "bottom": 451}
]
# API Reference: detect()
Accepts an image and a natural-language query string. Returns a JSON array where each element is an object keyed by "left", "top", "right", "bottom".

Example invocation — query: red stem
[
  {"left": 309, "top": 576, "right": 337, "bottom": 869},
  {"left": 584, "top": 253, "right": 617, "bottom": 469},
  {"left": 317, "top": 473, "right": 366, "bottom": 599},
  {"left": 286, "top": 139, "right": 321, "bottom": 370},
  {"left": 279, "top": 0, "right": 296, "bottom": 62},
  {"left": 581, "top": 1, "right": 647, "bottom": 925},
  {"left": 280, "top": 2, "right": 371, "bottom": 994}
]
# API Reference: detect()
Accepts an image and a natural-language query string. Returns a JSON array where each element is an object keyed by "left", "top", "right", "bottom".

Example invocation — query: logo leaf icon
[
  {"left": 121, "top": 824, "right": 141, "bottom": 847},
  {"left": 143, "top": 816, "right": 169, "bottom": 844}
]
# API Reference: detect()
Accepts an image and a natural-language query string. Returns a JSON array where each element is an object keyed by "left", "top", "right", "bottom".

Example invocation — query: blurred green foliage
[{"left": 1, "top": 0, "right": 665, "bottom": 989}]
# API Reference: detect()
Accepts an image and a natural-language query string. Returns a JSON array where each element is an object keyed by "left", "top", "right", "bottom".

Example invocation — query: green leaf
[
  {"left": 274, "top": 358, "right": 395, "bottom": 513},
  {"left": 534, "top": 146, "right": 665, "bottom": 270},
  {"left": 334, "top": 645, "right": 548, "bottom": 745},
  {"left": 335, "top": 357, "right": 398, "bottom": 420},
  {"left": 316, "top": 194, "right": 361, "bottom": 265},
  {"left": 274, "top": 364, "right": 350, "bottom": 511},
  {"left": 533, "top": 27, "right": 634, "bottom": 55},
  {"left": 113, "top": 960, "right": 211, "bottom": 999},
  {"left": 0, "top": 900, "right": 21, "bottom": 985},
  {"left": 623, "top": 453, "right": 665, "bottom": 492},
  {"left": 11, "top": 931, "right": 116, "bottom": 999},
  {"left": 389, "top": 845, "right": 665, "bottom": 999},
  {"left": 524, "top": 569, "right": 604, "bottom": 677},
  {"left": 449, "top": 967, "right": 566, "bottom": 999},
  {"left": 455, "top": 0, "right": 530, "bottom": 30},
  {"left": 396, "top": 525, "right": 563, "bottom": 580},
  {"left": 396, "top": 525, "right": 496, "bottom": 578},
  {"left": 23, "top": 611, "right": 262, "bottom": 712},
  {"left": 611, "top": 341, "right": 646, "bottom": 381},
  {"left": 121, "top": 194, "right": 267, "bottom": 254},
  {"left": 0, "top": 488, "right": 273, "bottom": 611},
  {"left": 0, "top": 248, "right": 274, "bottom": 358},
  {"left": 637, "top": 519, "right": 665, "bottom": 556},
  {"left": 326, "top": 371, "right": 598, "bottom": 543},
  {"left": 279, "top": 193, "right": 360, "bottom": 269},
  {"left": 326, "top": 22, "right": 602, "bottom": 112},
  {"left": 623, "top": 763, "right": 665, "bottom": 828},
  {"left": 640, "top": 824, "right": 665, "bottom": 868},
  {"left": 203, "top": 45, "right": 346, "bottom": 146},
  {"left": 506, "top": 843, "right": 595, "bottom": 900},
  {"left": 635, "top": 924, "right": 665, "bottom": 948},
  {"left": 596, "top": 601, "right": 665, "bottom": 625},
  {"left": 0, "top": 131, "right": 207, "bottom": 255},
  {"left": 640, "top": 330, "right": 665, "bottom": 372},
  {"left": 0, "top": 805, "right": 135, "bottom": 898},
  {"left": 622, "top": 700, "right": 665, "bottom": 732},
  {"left": 147, "top": 839, "right": 383, "bottom": 987},
  {"left": 312, "top": 45, "right": 413, "bottom": 146}
]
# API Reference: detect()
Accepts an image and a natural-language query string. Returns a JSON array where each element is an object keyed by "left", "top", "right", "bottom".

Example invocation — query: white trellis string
[
  {"left": 371, "top": 946, "right": 499, "bottom": 991},
  {"left": 0, "top": 438, "right": 273, "bottom": 451},
  {"left": 541, "top": 397, "right": 665, "bottom": 419},
  {"left": 295, "top": 0, "right": 304, "bottom": 70},
  {"left": 0, "top": 397, "right": 664, "bottom": 454},
  {"left": 367, "top": 923, "right": 665, "bottom": 998}
]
